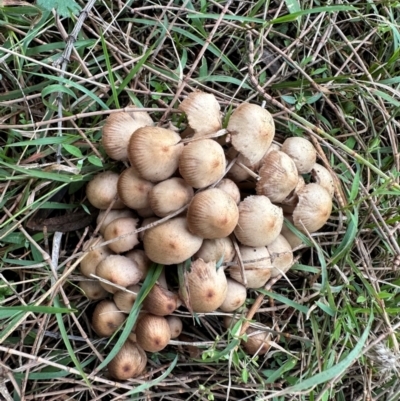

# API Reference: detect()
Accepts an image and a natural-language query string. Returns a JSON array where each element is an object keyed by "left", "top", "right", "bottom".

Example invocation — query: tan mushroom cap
[
  {"left": 166, "top": 316, "right": 183, "bottom": 339},
  {"left": 113, "top": 284, "right": 141, "bottom": 312},
  {"left": 149, "top": 177, "right": 194, "bottom": 217},
  {"left": 293, "top": 183, "right": 332, "bottom": 233},
  {"left": 135, "top": 314, "right": 171, "bottom": 352},
  {"left": 80, "top": 237, "right": 113, "bottom": 278},
  {"left": 183, "top": 259, "right": 228, "bottom": 313},
  {"left": 311, "top": 163, "right": 335, "bottom": 197},
  {"left": 117, "top": 166, "right": 154, "bottom": 210},
  {"left": 86, "top": 171, "right": 125, "bottom": 210},
  {"left": 96, "top": 209, "right": 136, "bottom": 236},
  {"left": 143, "top": 217, "right": 203, "bottom": 265},
  {"left": 187, "top": 188, "right": 239, "bottom": 239},
  {"left": 216, "top": 178, "right": 241, "bottom": 204},
  {"left": 256, "top": 150, "right": 299, "bottom": 203},
  {"left": 280, "top": 219, "right": 304, "bottom": 249},
  {"left": 226, "top": 147, "right": 261, "bottom": 183},
  {"left": 243, "top": 328, "right": 271, "bottom": 355},
  {"left": 128, "top": 126, "right": 183, "bottom": 182},
  {"left": 102, "top": 110, "right": 153, "bottom": 161},
  {"left": 281, "top": 137, "right": 317, "bottom": 174},
  {"left": 91, "top": 299, "right": 126, "bottom": 337},
  {"left": 219, "top": 278, "right": 247, "bottom": 312},
  {"left": 234, "top": 195, "right": 283, "bottom": 247},
  {"left": 125, "top": 249, "right": 151, "bottom": 280},
  {"left": 103, "top": 217, "right": 139, "bottom": 254},
  {"left": 178, "top": 91, "right": 222, "bottom": 138},
  {"left": 179, "top": 139, "right": 226, "bottom": 189},
  {"left": 142, "top": 284, "right": 178, "bottom": 316},
  {"left": 267, "top": 234, "right": 293, "bottom": 277},
  {"left": 229, "top": 245, "right": 272, "bottom": 288},
  {"left": 79, "top": 280, "right": 108, "bottom": 300},
  {"left": 96, "top": 254, "right": 142, "bottom": 293},
  {"left": 194, "top": 237, "right": 235, "bottom": 264},
  {"left": 227, "top": 103, "right": 275, "bottom": 165}
]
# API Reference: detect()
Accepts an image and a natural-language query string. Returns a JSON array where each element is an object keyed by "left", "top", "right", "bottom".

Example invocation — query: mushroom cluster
[{"left": 80, "top": 92, "right": 334, "bottom": 379}]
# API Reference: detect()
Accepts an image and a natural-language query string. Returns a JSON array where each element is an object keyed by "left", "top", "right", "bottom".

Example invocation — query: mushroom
[
  {"left": 96, "top": 209, "right": 136, "bottom": 236},
  {"left": 86, "top": 171, "right": 125, "bottom": 210},
  {"left": 113, "top": 284, "right": 141, "bottom": 312},
  {"left": 227, "top": 103, "right": 275, "bottom": 165},
  {"left": 80, "top": 237, "right": 113, "bottom": 278},
  {"left": 281, "top": 137, "right": 317, "bottom": 174},
  {"left": 103, "top": 217, "right": 140, "bottom": 254},
  {"left": 187, "top": 188, "right": 239, "bottom": 239},
  {"left": 128, "top": 126, "right": 183, "bottom": 182},
  {"left": 142, "top": 284, "right": 178, "bottom": 316},
  {"left": 96, "top": 255, "right": 142, "bottom": 293},
  {"left": 149, "top": 177, "right": 194, "bottom": 217},
  {"left": 311, "top": 163, "right": 335, "bottom": 197},
  {"left": 178, "top": 91, "right": 222, "bottom": 138},
  {"left": 215, "top": 178, "right": 241, "bottom": 204},
  {"left": 91, "top": 299, "right": 126, "bottom": 337},
  {"left": 256, "top": 150, "right": 299, "bottom": 203},
  {"left": 135, "top": 314, "right": 171, "bottom": 352},
  {"left": 267, "top": 234, "right": 293, "bottom": 277},
  {"left": 234, "top": 195, "right": 283, "bottom": 247},
  {"left": 79, "top": 280, "right": 108, "bottom": 300},
  {"left": 194, "top": 237, "right": 235, "bottom": 264},
  {"left": 102, "top": 109, "right": 153, "bottom": 161},
  {"left": 179, "top": 139, "right": 226, "bottom": 188},
  {"left": 226, "top": 147, "right": 261, "bottom": 183},
  {"left": 293, "top": 183, "right": 332, "bottom": 233},
  {"left": 166, "top": 316, "right": 183, "bottom": 339},
  {"left": 125, "top": 249, "right": 151, "bottom": 280},
  {"left": 243, "top": 327, "right": 271, "bottom": 355},
  {"left": 143, "top": 217, "right": 203, "bottom": 265},
  {"left": 219, "top": 278, "right": 247, "bottom": 312}
]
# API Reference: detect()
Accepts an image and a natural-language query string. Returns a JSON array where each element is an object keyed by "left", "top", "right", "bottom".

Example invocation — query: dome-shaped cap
[
  {"left": 256, "top": 150, "right": 299, "bottom": 203},
  {"left": 311, "top": 163, "right": 335, "bottom": 197},
  {"left": 128, "top": 126, "right": 183, "bottom": 182},
  {"left": 179, "top": 139, "right": 226, "bottom": 189},
  {"left": 281, "top": 137, "right": 317, "bottom": 174},
  {"left": 267, "top": 234, "right": 293, "bottom": 277},
  {"left": 102, "top": 110, "right": 153, "bottom": 161},
  {"left": 178, "top": 91, "right": 222, "bottom": 138},
  {"left": 234, "top": 195, "right": 283, "bottom": 247},
  {"left": 293, "top": 183, "right": 332, "bottom": 233},
  {"left": 227, "top": 103, "right": 275, "bottom": 165},
  {"left": 143, "top": 217, "right": 203, "bottom": 265}
]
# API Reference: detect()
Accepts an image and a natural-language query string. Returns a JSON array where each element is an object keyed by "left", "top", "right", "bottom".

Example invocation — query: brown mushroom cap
[
  {"left": 187, "top": 188, "right": 239, "bottom": 239},
  {"left": 102, "top": 110, "right": 153, "bottom": 161},
  {"left": 80, "top": 237, "right": 113, "bottom": 278},
  {"left": 96, "top": 254, "right": 142, "bottom": 293},
  {"left": 281, "top": 137, "right": 317, "bottom": 174},
  {"left": 142, "top": 284, "right": 178, "bottom": 316},
  {"left": 256, "top": 150, "right": 299, "bottom": 203},
  {"left": 311, "top": 163, "right": 335, "bottom": 197},
  {"left": 293, "top": 183, "right": 332, "bottom": 233},
  {"left": 79, "top": 280, "right": 109, "bottom": 300},
  {"left": 135, "top": 314, "right": 171, "bottom": 352},
  {"left": 143, "top": 217, "right": 203, "bottom": 265},
  {"left": 234, "top": 195, "right": 283, "bottom": 247},
  {"left": 226, "top": 147, "right": 261, "bottom": 183},
  {"left": 178, "top": 91, "right": 222, "bottom": 138},
  {"left": 219, "top": 278, "right": 247, "bottom": 312},
  {"left": 97, "top": 209, "right": 136, "bottom": 236},
  {"left": 86, "top": 171, "right": 125, "bottom": 210},
  {"left": 128, "top": 126, "right": 183, "bottom": 182},
  {"left": 243, "top": 327, "right": 271, "bottom": 355},
  {"left": 179, "top": 139, "right": 226, "bottom": 189},
  {"left": 229, "top": 245, "right": 272, "bottom": 288},
  {"left": 117, "top": 166, "right": 154, "bottom": 210},
  {"left": 216, "top": 178, "right": 241, "bottom": 204},
  {"left": 149, "top": 177, "right": 194, "bottom": 217},
  {"left": 183, "top": 259, "right": 228, "bottom": 313},
  {"left": 227, "top": 103, "right": 275, "bottom": 165},
  {"left": 113, "top": 284, "right": 141, "bottom": 312},
  {"left": 103, "top": 217, "right": 139, "bottom": 254},
  {"left": 92, "top": 299, "right": 126, "bottom": 337},
  {"left": 107, "top": 341, "right": 147, "bottom": 380},
  {"left": 166, "top": 316, "right": 183, "bottom": 339},
  {"left": 267, "top": 234, "right": 293, "bottom": 277},
  {"left": 125, "top": 249, "right": 151, "bottom": 280},
  {"left": 194, "top": 237, "right": 235, "bottom": 264}
]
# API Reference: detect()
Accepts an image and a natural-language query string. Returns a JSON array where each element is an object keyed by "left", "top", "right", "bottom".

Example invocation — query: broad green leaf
[
  {"left": 88, "top": 155, "right": 103, "bottom": 167},
  {"left": 37, "top": 0, "right": 81, "bottom": 17},
  {"left": 263, "top": 357, "right": 297, "bottom": 383},
  {"left": 63, "top": 144, "right": 83, "bottom": 158},
  {"left": 284, "top": 0, "right": 301, "bottom": 13}
]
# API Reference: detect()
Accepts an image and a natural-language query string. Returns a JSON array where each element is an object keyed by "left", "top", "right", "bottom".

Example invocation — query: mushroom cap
[
  {"left": 113, "top": 284, "right": 141, "bottom": 312},
  {"left": 166, "top": 316, "right": 183, "bottom": 339},
  {"left": 229, "top": 245, "right": 272, "bottom": 288},
  {"left": 227, "top": 103, "right": 275, "bottom": 165},
  {"left": 281, "top": 137, "right": 317, "bottom": 174},
  {"left": 149, "top": 177, "right": 194, "bottom": 217},
  {"left": 103, "top": 217, "right": 140, "bottom": 254},
  {"left": 280, "top": 220, "right": 304, "bottom": 249},
  {"left": 242, "top": 328, "right": 271, "bottom": 355},
  {"left": 219, "top": 278, "right": 247, "bottom": 312},
  {"left": 142, "top": 284, "right": 178, "bottom": 316},
  {"left": 91, "top": 299, "right": 126, "bottom": 337},
  {"left": 234, "top": 195, "right": 283, "bottom": 247},
  {"left": 226, "top": 147, "right": 261, "bottom": 183},
  {"left": 125, "top": 249, "right": 151, "bottom": 280},
  {"left": 194, "top": 237, "right": 235, "bottom": 264},
  {"left": 117, "top": 166, "right": 154, "bottom": 209},
  {"left": 96, "top": 254, "right": 142, "bottom": 293},
  {"left": 86, "top": 171, "right": 125, "bottom": 210},
  {"left": 215, "top": 178, "right": 241, "bottom": 204},
  {"left": 256, "top": 150, "right": 299, "bottom": 203},
  {"left": 143, "top": 217, "right": 203, "bottom": 265},
  {"left": 80, "top": 237, "right": 113, "bottom": 278},
  {"left": 183, "top": 259, "right": 228, "bottom": 313},
  {"left": 293, "top": 183, "right": 332, "bottom": 233},
  {"left": 179, "top": 139, "right": 226, "bottom": 189},
  {"left": 79, "top": 280, "right": 109, "bottom": 300},
  {"left": 102, "top": 110, "right": 153, "bottom": 161},
  {"left": 178, "top": 91, "right": 222, "bottom": 138},
  {"left": 311, "top": 163, "right": 335, "bottom": 197},
  {"left": 97, "top": 209, "right": 136, "bottom": 236},
  {"left": 128, "top": 126, "right": 183, "bottom": 182},
  {"left": 107, "top": 341, "right": 147, "bottom": 380},
  {"left": 187, "top": 188, "right": 239, "bottom": 239},
  {"left": 135, "top": 314, "right": 171, "bottom": 352},
  {"left": 267, "top": 234, "right": 293, "bottom": 277}
]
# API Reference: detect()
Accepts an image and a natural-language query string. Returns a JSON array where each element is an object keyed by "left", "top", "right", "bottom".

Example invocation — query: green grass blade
[
  {"left": 0, "top": 305, "right": 76, "bottom": 313},
  {"left": 259, "top": 290, "right": 309, "bottom": 314}
]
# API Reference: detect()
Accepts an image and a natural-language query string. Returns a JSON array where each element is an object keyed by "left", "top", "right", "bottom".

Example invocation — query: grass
[{"left": 1, "top": 0, "right": 400, "bottom": 400}]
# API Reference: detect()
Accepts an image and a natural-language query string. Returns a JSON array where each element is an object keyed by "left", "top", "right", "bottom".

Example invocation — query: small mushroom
[
  {"left": 80, "top": 237, "right": 113, "bottom": 278},
  {"left": 281, "top": 137, "right": 317, "bottom": 174},
  {"left": 103, "top": 217, "right": 140, "bottom": 254},
  {"left": 215, "top": 178, "right": 241, "bottom": 204},
  {"left": 97, "top": 209, "right": 136, "bottom": 236},
  {"left": 243, "top": 327, "right": 271, "bottom": 355},
  {"left": 194, "top": 237, "right": 235, "bottom": 264},
  {"left": 92, "top": 300, "right": 126, "bottom": 337},
  {"left": 142, "top": 284, "right": 178, "bottom": 316},
  {"left": 79, "top": 280, "right": 108, "bottom": 300},
  {"left": 113, "top": 284, "right": 141, "bottom": 312},
  {"left": 219, "top": 278, "right": 247, "bottom": 312},
  {"left": 166, "top": 316, "right": 183, "bottom": 339},
  {"left": 267, "top": 234, "right": 293, "bottom": 277},
  {"left": 311, "top": 163, "right": 335, "bottom": 197},
  {"left": 135, "top": 314, "right": 171, "bottom": 352}
]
